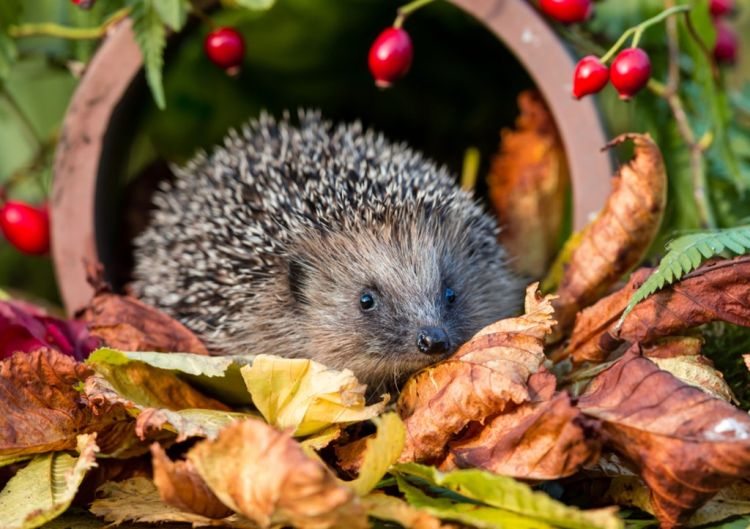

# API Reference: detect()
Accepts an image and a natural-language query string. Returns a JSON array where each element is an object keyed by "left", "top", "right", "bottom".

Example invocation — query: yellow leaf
[
  {"left": 345, "top": 413, "right": 406, "bottom": 496},
  {"left": 241, "top": 354, "right": 387, "bottom": 437}
]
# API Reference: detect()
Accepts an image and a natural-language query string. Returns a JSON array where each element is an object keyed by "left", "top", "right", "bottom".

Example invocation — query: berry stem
[
  {"left": 8, "top": 7, "right": 130, "bottom": 40},
  {"left": 393, "top": 0, "right": 435, "bottom": 28},
  {"left": 600, "top": 5, "right": 691, "bottom": 62}
]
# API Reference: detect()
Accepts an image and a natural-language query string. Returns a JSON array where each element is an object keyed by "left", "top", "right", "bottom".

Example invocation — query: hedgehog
[{"left": 132, "top": 111, "right": 523, "bottom": 394}]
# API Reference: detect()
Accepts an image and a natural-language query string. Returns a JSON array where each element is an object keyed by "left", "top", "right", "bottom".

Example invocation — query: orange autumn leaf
[
  {"left": 445, "top": 371, "right": 602, "bottom": 480},
  {"left": 150, "top": 443, "right": 233, "bottom": 519},
  {"left": 488, "top": 90, "right": 569, "bottom": 278},
  {"left": 188, "top": 417, "right": 367, "bottom": 529},
  {"left": 553, "top": 134, "right": 667, "bottom": 336},
  {"left": 0, "top": 349, "right": 128, "bottom": 457},
  {"left": 397, "top": 284, "right": 555, "bottom": 463},
  {"left": 78, "top": 291, "right": 209, "bottom": 355},
  {"left": 567, "top": 257, "right": 750, "bottom": 364},
  {"left": 579, "top": 349, "right": 750, "bottom": 528}
]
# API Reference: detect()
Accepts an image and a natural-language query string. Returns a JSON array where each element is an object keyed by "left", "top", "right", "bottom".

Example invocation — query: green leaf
[
  {"left": 153, "top": 0, "right": 190, "bottom": 31},
  {"left": 129, "top": 0, "right": 167, "bottom": 109},
  {"left": 396, "top": 475, "right": 555, "bottom": 529},
  {"left": 222, "top": 0, "right": 277, "bottom": 10},
  {"left": 345, "top": 413, "right": 405, "bottom": 496},
  {"left": 618, "top": 226, "right": 750, "bottom": 327},
  {"left": 87, "top": 348, "right": 255, "bottom": 404},
  {"left": 393, "top": 463, "right": 622, "bottom": 529},
  {"left": 0, "top": 31, "right": 17, "bottom": 82},
  {"left": 0, "top": 435, "right": 98, "bottom": 529}
]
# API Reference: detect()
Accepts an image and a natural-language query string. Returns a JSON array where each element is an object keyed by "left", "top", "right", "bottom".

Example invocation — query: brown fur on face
[
  {"left": 132, "top": 112, "right": 524, "bottom": 395},
  {"left": 208, "top": 208, "right": 521, "bottom": 394}
]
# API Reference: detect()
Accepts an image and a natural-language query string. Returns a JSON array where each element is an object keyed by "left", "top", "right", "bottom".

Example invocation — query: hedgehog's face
[{"left": 286, "top": 216, "right": 522, "bottom": 393}]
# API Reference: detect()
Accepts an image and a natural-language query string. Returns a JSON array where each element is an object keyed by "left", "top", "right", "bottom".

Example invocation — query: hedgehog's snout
[{"left": 416, "top": 326, "right": 451, "bottom": 355}]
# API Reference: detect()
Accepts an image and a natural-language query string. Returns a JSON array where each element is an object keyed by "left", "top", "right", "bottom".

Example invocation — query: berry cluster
[
  {"left": 710, "top": 0, "right": 738, "bottom": 64},
  {"left": 0, "top": 200, "right": 50, "bottom": 256},
  {"left": 573, "top": 48, "right": 651, "bottom": 101}
]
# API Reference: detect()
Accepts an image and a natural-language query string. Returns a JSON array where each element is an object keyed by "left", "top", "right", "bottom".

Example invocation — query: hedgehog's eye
[
  {"left": 360, "top": 292, "right": 376, "bottom": 312},
  {"left": 444, "top": 287, "right": 457, "bottom": 304}
]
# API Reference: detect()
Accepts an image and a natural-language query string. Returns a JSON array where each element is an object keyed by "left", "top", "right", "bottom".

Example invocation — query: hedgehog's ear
[{"left": 288, "top": 256, "right": 309, "bottom": 305}]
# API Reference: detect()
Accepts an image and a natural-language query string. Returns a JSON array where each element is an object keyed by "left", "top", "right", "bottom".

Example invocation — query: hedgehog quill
[{"left": 133, "top": 111, "right": 523, "bottom": 394}]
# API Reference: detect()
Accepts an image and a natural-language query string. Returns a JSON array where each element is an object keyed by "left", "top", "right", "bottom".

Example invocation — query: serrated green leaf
[
  {"left": 0, "top": 435, "right": 98, "bottom": 529},
  {"left": 392, "top": 463, "right": 622, "bottom": 529},
  {"left": 153, "top": 0, "right": 190, "bottom": 31},
  {"left": 130, "top": 0, "right": 167, "bottom": 109},
  {"left": 618, "top": 226, "right": 750, "bottom": 327}
]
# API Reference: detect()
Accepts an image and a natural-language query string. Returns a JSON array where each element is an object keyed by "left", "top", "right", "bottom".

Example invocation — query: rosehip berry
[
  {"left": 710, "top": 0, "right": 734, "bottom": 17},
  {"left": 71, "top": 0, "right": 95, "bottom": 9},
  {"left": 610, "top": 48, "right": 652, "bottom": 100},
  {"left": 0, "top": 201, "right": 50, "bottom": 256},
  {"left": 368, "top": 27, "right": 413, "bottom": 88},
  {"left": 204, "top": 27, "right": 245, "bottom": 71},
  {"left": 539, "top": 0, "right": 592, "bottom": 24},
  {"left": 714, "top": 20, "right": 738, "bottom": 64},
  {"left": 572, "top": 55, "right": 609, "bottom": 99}
]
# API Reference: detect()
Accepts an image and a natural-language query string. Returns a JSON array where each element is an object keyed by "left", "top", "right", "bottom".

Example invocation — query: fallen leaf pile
[{"left": 2, "top": 132, "right": 750, "bottom": 529}]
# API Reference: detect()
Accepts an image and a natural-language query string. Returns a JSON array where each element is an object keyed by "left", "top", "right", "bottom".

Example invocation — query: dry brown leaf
[
  {"left": 446, "top": 372, "right": 602, "bottom": 480},
  {"left": 579, "top": 349, "right": 750, "bottom": 528},
  {"left": 188, "top": 417, "right": 367, "bottom": 529},
  {"left": 552, "top": 134, "right": 666, "bottom": 336},
  {"left": 488, "top": 90, "right": 569, "bottom": 278},
  {"left": 78, "top": 291, "right": 209, "bottom": 355},
  {"left": 151, "top": 443, "right": 233, "bottom": 519},
  {"left": 567, "top": 257, "right": 750, "bottom": 363},
  {"left": 397, "top": 284, "right": 555, "bottom": 463},
  {"left": 91, "top": 477, "right": 254, "bottom": 527},
  {"left": 0, "top": 349, "right": 128, "bottom": 457},
  {"left": 642, "top": 336, "right": 703, "bottom": 359}
]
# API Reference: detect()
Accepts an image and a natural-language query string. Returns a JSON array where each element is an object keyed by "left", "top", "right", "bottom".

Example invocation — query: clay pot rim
[{"left": 52, "top": 0, "right": 612, "bottom": 316}]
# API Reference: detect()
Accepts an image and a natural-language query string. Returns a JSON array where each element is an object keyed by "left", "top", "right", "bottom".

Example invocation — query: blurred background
[{"left": 0, "top": 0, "right": 748, "bottom": 305}]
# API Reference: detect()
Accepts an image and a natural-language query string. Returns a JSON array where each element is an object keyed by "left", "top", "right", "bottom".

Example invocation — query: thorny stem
[
  {"left": 393, "top": 0, "right": 435, "bottom": 28},
  {"left": 8, "top": 7, "right": 131, "bottom": 40},
  {"left": 600, "top": 5, "right": 690, "bottom": 63}
]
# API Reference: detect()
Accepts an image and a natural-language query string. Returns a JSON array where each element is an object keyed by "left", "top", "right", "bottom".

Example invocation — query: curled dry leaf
[
  {"left": 0, "top": 434, "right": 99, "bottom": 529},
  {"left": 567, "top": 257, "right": 750, "bottom": 363},
  {"left": 151, "top": 443, "right": 233, "bottom": 519},
  {"left": 241, "top": 354, "right": 387, "bottom": 437},
  {"left": 78, "top": 291, "right": 209, "bottom": 355},
  {"left": 397, "top": 284, "right": 555, "bottom": 463},
  {"left": 488, "top": 90, "right": 569, "bottom": 278},
  {"left": 84, "top": 353, "right": 238, "bottom": 452},
  {"left": 188, "top": 417, "right": 367, "bottom": 529},
  {"left": 446, "top": 371, "right": 602, "bottom": 480},
  {"left": 552, "top": 134, "right": 666, "bottom": 336},
  {"left": 579, "top": 349, "right": 750, "bottom": 528},
  {"left": 91, "top": 477, "right": 253, "bottom": 528},
  {"left": 0, "top": 349, "right": 126, "bottom": 457}
]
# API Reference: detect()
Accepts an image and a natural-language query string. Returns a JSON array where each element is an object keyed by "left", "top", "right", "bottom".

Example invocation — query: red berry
[
  {"left": 710, "top": 0, "right": 734, "bottom": 17},
  {"left": 368, "top": 27, "right": 414, "bottom": 88},
  {"left": 0, "top": 202, "right": 50, "bottom": 256},
  {"left": 204, "top": 27, "right": 245, "bottom": 71},
  {"left": 714, "top": 20, "right": 738, "bottom": 64},
  {"left": 572, "top": 55, "right": 609, "bottom": 99},
  {"left": 71, "top": 0, "right": 95, "bottom": 9},
  {"left": 539, "top": 0, "right": 592, "bottom": 24},
  {"left": 610, "top": 48, "right": 652, "bottom": 100}
]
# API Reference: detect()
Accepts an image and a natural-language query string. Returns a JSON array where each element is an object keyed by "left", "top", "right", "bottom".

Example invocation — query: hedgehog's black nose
[{"left": 416, "top": 327, "right": 450, "bottom": 355}]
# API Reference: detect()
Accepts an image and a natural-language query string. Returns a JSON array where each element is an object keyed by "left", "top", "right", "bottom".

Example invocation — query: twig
[{"left": 8, "top": 7, "right": 130, "bottom": 40}]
